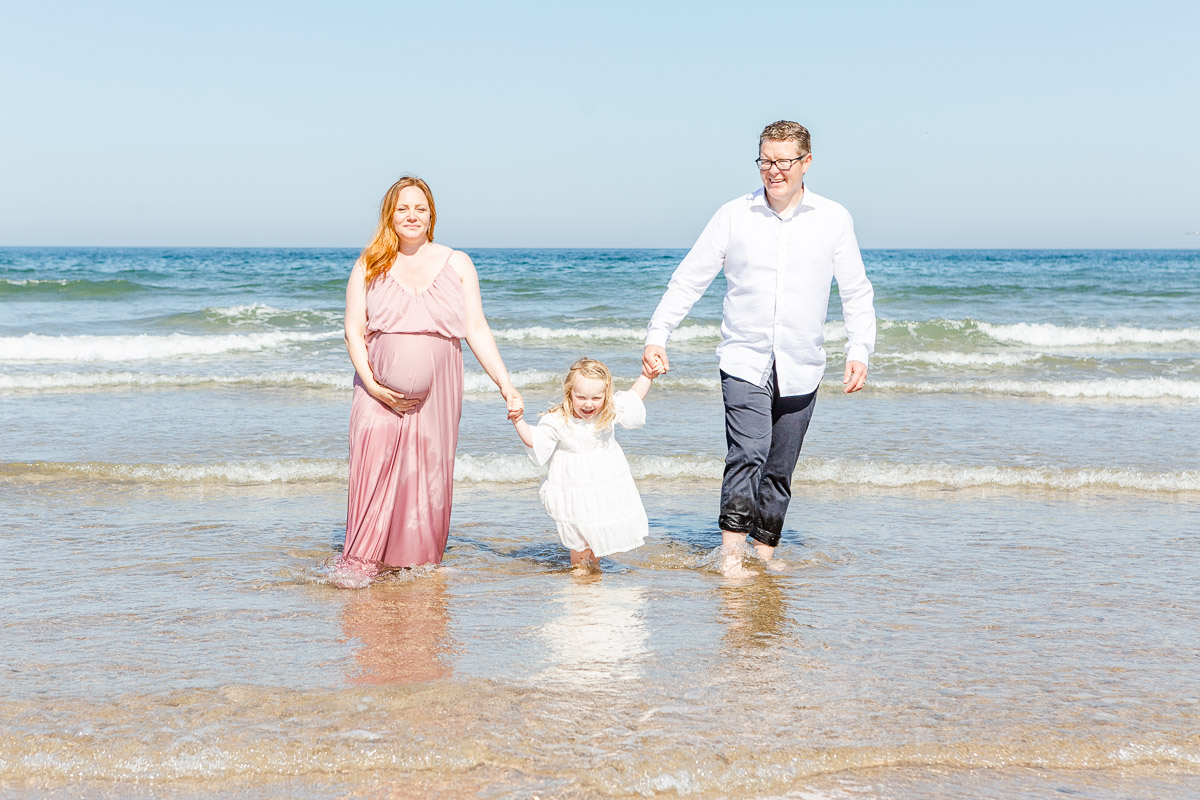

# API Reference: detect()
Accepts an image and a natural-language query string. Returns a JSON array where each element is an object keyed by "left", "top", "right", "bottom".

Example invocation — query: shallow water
[
  {"left": 2, "top": 478, "right": 1198, "bottom": 797},
  {"left": 2, "top": 248, "right": 1198, "bottom": 797}
]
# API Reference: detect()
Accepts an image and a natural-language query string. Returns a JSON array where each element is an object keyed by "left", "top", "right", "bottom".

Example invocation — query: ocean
[{"left": 1, "top": 247, "right": 1198, "bottom": 799}]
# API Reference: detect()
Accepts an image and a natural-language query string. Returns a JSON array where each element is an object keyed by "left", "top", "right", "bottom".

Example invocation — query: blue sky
[{"left": 2, "top": 1, "right": 1197, "bottom": 248}]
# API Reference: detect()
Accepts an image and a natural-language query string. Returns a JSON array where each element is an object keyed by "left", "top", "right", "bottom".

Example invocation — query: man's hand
[
  {"left": 843, "top": 360, "right": 868, "bottom": 393},
  {"left": 642, "top": 345, "right": 669, "bottom": 376}
]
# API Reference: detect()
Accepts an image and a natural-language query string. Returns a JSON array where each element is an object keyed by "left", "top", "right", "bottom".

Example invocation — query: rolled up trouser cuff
[
  {"left": 719, "top": 368, "right": 817, "bottom": 551},
  {"left": 748, "top": 526, "right": 782, "bottom": 548},
  {"left": 718, "top": 511, "right": 754, "bottom": 535}
]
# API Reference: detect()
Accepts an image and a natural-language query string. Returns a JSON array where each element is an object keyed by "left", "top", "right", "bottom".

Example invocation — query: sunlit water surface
[{"left": 2, "top": 247, "right": 1198, "bottom": 797}]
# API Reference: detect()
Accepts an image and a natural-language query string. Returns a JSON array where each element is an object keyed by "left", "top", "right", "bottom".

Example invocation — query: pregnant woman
[{"left": 340, "top": 176, "right": 523, "bottom": 579}]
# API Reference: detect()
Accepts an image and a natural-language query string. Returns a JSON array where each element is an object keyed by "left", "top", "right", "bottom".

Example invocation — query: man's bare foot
[
  {"left": 720, "top": 546, "right": 759, "bottom": 578},
  {"left": 719, "top": 531, "right": 758, "bottom": 577},
  {"left": 751, "top": 541, "right": 788, "bottom": 572}
]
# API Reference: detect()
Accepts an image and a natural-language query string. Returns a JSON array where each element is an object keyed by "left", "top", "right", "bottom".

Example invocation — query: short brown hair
[{"left": 759, "top": 120, "right": 811, "bottom": 156}]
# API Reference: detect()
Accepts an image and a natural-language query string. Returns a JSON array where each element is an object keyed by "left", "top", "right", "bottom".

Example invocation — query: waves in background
[
  {"left": 3, "top": 247, "right": 1198, "bottom": 486},
  {"left": 2, "top": 247, "right": 1198, "bottom": 798}
]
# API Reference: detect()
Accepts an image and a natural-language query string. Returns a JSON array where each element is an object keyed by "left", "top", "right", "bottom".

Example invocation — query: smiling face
[
  {"left": 569, "top": 375, "right": 609, "bottom": 421},
  {"left": 392, "top": 185, "right": 433, "bottom": 243},
  {"left": 759, "top": 138, "right": 811, "bottom": 212}
]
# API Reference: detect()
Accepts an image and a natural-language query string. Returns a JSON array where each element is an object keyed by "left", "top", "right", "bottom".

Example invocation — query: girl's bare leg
[{"left": 570, "top": 547, "right": 597, "bottom": 575}]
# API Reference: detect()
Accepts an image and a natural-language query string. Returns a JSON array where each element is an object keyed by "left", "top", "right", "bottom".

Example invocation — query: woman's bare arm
[
  {"left": 449, "top": 250, "right": 523, "bottom": 419},
  {"left": 344, "top": 260, "right": 416, "bottom": 411}
]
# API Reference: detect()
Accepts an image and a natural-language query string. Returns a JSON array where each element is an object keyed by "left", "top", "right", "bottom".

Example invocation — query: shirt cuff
[
  {"left": 845, "top": 342, "right": 871, "bottom": 367},
  {"left": 645, "top": 328, "right": 670, "bottom": 348}
]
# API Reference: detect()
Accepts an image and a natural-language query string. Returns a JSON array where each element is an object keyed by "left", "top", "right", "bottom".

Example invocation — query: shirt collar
[{"left": 749, "top": 186, "right": 815, "bottom": 219}]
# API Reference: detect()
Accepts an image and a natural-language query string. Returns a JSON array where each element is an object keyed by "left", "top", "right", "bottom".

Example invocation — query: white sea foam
[
  {"left": 876, "top": 318, "right": 970, "bottom": 336},
  {"left": 794, "top": 458, "right": 1200, "bottom": 492},
  {"left": 463, "top": 369, "right": 561, "bottom": 394},
  {"left": 206, "top": 303, "right": 284, "bottom": 319},
  {"left": 872, "top": 377, "right": 1200, "bottom": 400},
  {"left": 202, "top": 304, "right": 343, "bottom": 326},
  {"left": 0, "top": 331, "right": 341, "bottom": 362},
  {"left": 455, "top": 454, "right": 723, "bottom": 483},
  {"left": 0, "top": 371, "right": 354, "bottom": 391},
  {"left": 0, "top": 368, "right": 565, "bottom": 393},
  {"left": 654, "top": 375, "right": 722, "bottom": 391},
  {"left": 10, "top": 369, "right": 1188, "bottom": 402},
  {"left": 977, "top": 321, "right": 1200, "bottom": 347},
  {"left": 23, "top": 459, "right": 348, "bottom": 484},
  {"left": 492, "top": 324, "right": 720, "bottom": 343},
  {"left": 883, "top": 351, "right": 1040, "bottom": 367},
  {"left": 631, "top": 456, "right": 723, "bottom": 480},
  {"left": 1116, "top": 742, "right": 1200, "bottom": 767},
  {"left": 489, "top": 321, "right": 851, "bottom": 346},
  {"left": 11, "top": 455, "right": 1198, "bottom": 493},
  {"left": 206, "top": 302, "right": 282, "bottom": 318},
  {"left": 2, "top": 278, "right": 69, "bottom": 286},
  {"left": 454, "top": 454, "right": 542, "bottom": 483}
]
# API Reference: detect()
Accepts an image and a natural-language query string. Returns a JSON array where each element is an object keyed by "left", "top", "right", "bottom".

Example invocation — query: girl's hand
[
  {"left": 503, "top": 387, "right": 524, "bottom": 421},
  {"left": 641, "top": 354, "right": 666, "bottom": 380},
  {"left": 642, "top": 345, "right": 669, "bottom": 376},
  {"left": 367, "top": 380, "right": 420, "bottom": 414}
]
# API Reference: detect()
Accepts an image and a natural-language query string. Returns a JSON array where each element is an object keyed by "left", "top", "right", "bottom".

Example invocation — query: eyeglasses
[{"left": 756, "top": 155, "right": 808, "bottom": 171}]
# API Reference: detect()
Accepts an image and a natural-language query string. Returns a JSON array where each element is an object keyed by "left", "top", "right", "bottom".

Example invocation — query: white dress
[{"left": 527, "top": 391, "right": 649, "bottom": 557}]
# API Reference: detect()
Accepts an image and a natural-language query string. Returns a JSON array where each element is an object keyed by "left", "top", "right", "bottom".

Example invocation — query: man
[{"left": 642, "top": 120, "right": 876, "bottom": 576}]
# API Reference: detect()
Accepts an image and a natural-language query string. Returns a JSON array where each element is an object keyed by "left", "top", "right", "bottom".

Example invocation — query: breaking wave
[
  {"left": 872, "top": 378, "right": 1200, "bottom": 401},
  {"left": 977, "top": 321, "right": 1200, "bottom": 347},
  {"left": 7, "top": 456, "right": 1197, "bottom": 493},
  {"left": 0, "top": 331, "right": 341, "bottom": 362},
  {"left": 0, "top": 369, "right": 563, "bottom": 393}
]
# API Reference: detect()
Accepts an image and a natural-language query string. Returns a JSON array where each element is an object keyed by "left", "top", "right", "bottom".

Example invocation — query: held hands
[
  {"left": 503, "top": 387, "right": 525, "bottom": 422},
  {"left": 631, "top": 347, "right": 666, "bottom": 401},
  {"left": 642, "top": 345, "right": 669, "bottom": 378},
  {"left": 843, "top": 360, "right": 868, "bottom": 394}
]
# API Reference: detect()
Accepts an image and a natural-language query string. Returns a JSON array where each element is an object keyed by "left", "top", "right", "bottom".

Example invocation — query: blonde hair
[
  {"left": 359, "top": 176, "right": 437, "bottom": 285},
  {"left": 546, "top": 357, "right": 617, "bottom": 430},
  {"left": 759, "top": 120, "right": 811, "bottom": 157}
]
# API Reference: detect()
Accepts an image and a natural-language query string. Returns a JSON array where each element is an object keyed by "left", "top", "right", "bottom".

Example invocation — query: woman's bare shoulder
[{"left": 444, "top": 247, "right": 477, "bottom": 279}]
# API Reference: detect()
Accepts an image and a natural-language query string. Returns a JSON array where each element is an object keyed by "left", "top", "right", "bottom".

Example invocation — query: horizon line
[{"left": 3, "top": 245, "right": 1199, "bottom": 252}]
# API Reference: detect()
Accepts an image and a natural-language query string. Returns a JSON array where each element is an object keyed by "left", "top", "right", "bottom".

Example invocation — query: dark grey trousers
[{"left": 718, "top": 367, "right": 817, "bottom": 548}]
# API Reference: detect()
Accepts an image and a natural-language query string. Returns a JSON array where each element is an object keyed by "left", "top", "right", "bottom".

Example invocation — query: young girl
[{"left": 512, "top": 357, "right": 659, "bottom": 572}]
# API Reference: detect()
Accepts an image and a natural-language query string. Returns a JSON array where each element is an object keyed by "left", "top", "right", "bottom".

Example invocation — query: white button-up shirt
[{"left": 646, "top": 186, "right": 876, "bottom": 396}]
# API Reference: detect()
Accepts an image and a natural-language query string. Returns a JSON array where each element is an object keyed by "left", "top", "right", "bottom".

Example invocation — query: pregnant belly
[{"left": 368, "top": 333, "right": 440, "bottom": 401}]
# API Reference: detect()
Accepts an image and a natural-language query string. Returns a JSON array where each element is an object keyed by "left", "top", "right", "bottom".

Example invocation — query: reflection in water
[
  {"left": 539, "top": 581, "right": 649, "bottom": 688},
  {"left": 341, "top": 572, "right": 452, "bottom": 684},
  {"left": 718, "top": 575, "right": 791, "bottom": 652}
]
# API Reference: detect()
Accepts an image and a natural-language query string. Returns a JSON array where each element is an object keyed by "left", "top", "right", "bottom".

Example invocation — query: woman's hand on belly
[{"left": 364, "top": 377, "right": 421, "bottom": 414}]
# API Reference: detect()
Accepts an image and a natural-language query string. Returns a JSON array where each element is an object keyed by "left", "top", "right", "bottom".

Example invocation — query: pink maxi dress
[{"left": 343, "top": 258, "right": 466, "bottom": 570}]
